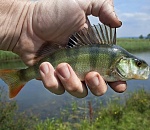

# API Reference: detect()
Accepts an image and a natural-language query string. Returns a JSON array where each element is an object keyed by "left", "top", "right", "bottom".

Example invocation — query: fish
[{"left": 0, "top": 24, "right": 149, "bottom": 98}]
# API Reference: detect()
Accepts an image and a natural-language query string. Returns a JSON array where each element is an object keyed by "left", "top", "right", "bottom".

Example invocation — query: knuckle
[
  {"left": 117, "top": 86, "right": 126, "bottom": 93},
  {"left": 88, "top": 83, "right": 107, "bottom": 96},
  {"left": 65, "top": 80, "right": 82, "bottom": 93},
  {"left": 66, "top": 84, "right": 79, "bottom": 93},
  {"left": 44, "top": 80, "right": 58, "bottom": 89},
  {"left": 95, "top": 88, "right": 107, "bottom": 96},
  {"left": 89, "top": 85, "right": 107, "bottom": 96}
]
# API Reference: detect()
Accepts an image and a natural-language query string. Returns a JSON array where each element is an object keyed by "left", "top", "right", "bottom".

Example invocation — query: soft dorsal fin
[
  {"left": 68, "top": 24, "right": 116, "bottom": 48},
  {"left": 35, "top": 41, "right": 64, "bottom": 61}
]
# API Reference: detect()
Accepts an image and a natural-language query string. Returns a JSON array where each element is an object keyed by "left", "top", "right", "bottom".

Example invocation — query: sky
[{"left": 89, "top": 0, "right": 150, "bottom": 37}]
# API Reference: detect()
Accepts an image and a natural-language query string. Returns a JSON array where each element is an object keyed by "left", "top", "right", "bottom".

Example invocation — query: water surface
[{"left": 0, "top": 52, "right": 150, "bottom": 119}]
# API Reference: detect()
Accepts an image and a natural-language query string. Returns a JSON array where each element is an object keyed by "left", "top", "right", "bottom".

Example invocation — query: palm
[{"left": 32, "top": 0, "right": 86, "bottom": 44}]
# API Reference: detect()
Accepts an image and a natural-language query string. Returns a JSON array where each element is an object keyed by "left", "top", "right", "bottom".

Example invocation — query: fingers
[
  {"left": 87, "top": 0, "right": 122, "bottom": 28},
  {"left": 108, "top": 81, "right": 127, "bottom": 93},
  {"left": 85, "top": 72, "right": 107, "bottom": 96},
  {"left": 85, "top": 72, "right": 127, "bottom": 95},
  {"left": 40, "top": 62, "right": 127, "bottom": 98},
  {"left": 98, "top": 0, "right": 122, "bottom": 28},
  {"left": 56, "top": 63, "right": 88, "bottom": 98},
  {"left": 39, "top": 62, "right": 65, "bottom": 95},
  {"left": 40, "top": 62, "right": 88, "bottom": 98}
]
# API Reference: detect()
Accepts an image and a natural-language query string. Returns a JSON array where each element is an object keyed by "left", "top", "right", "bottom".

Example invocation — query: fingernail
[
  {"left": 40, "top": 63, "right": 49, "bottom": 75},
  {"left": 57, "top": 64, "right": 70, "bottom": 79},
  {"left": 119, "top": 21, "right": 122, "bottom": 26},
  {"left": 87, "top": 75, "right": 100, "bottom": 87},
  {"left": 83, "top": 23, "right": 88, "bottom": 29}
]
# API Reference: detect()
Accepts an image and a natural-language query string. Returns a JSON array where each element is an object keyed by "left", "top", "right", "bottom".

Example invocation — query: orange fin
[
  {"left": 0, "top": 69, "right": 27, "bottom": 98},
  {"left": 9, "top": 84, "right": 25, "bottom": 98}
]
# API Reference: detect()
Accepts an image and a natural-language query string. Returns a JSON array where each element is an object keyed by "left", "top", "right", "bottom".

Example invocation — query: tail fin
[{"left": 0, "top": 69, "right": 26, "bottom": 98}]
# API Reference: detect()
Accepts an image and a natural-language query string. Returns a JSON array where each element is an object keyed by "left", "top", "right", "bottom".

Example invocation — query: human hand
[
  {"left": 13, "top": 0, "right": 122, "bottom": 66},
  {"left": 1, "top": 0, "right": 126, "bottom": 97},
  {"left": 30, "top": 0, "right": 125, "bottom": 98},
  {"left": 39, "top": 63, "right": 127, "bottom": 98}
]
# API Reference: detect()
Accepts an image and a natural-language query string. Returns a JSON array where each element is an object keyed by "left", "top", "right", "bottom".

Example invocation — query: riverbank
[
  {"left": 0, "top": 38, "right": 149, "bottom": 61},
  {"left": 1, "top": 88, "right": 150, "bottom": 129},
  {"left": 117, "top": 38, "right": 150, "bottom": 52}
]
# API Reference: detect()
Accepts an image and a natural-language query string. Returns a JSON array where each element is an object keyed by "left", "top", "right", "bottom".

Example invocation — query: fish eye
[{"left": 135, "top": 60, "right": 143, "bottom": 67}]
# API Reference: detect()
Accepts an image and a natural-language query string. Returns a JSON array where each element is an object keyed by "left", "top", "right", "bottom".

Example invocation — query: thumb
[
  {"left": 87, "top": 0, "right": 122, "bottom": 28},
  {"left": 99, "top": 0, "right": 122, "bottom": 27}
]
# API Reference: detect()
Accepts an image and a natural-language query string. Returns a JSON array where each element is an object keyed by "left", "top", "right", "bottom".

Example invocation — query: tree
[
  {"left": 139, "top": 35, "right": 144, "bottom": 39},
  {"left": 146, "top": 34, "right": 150, "bottom": 39}
]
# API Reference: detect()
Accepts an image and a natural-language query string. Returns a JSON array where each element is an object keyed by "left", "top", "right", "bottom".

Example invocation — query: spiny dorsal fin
[
  {"left": 35, "top": 24, "right": 117, "bottom": 59},
  {"left": 68, "top": 24, "right": 116, "bottom": 48}
]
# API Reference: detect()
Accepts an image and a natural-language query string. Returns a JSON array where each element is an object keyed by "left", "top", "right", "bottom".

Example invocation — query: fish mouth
[
  {"left": 142, "top": 66, "right": 150, "bottom": 79},
  {"left": 133, "top": 66, "right": 150, "bottom": 80},
  {"left": 116, "top": 65, "right": 150, "bottom": 80},
  {"left": 145, "top": 66, "right": 150, "bottom": 78}
]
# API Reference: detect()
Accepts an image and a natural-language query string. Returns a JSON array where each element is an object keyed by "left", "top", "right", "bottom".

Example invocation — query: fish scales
[
  {"left": 38, "top": 44, "right": 118, "bottom": 80},
  {"left": 14, "top": 44, "right": 120, "bottom": 82}
]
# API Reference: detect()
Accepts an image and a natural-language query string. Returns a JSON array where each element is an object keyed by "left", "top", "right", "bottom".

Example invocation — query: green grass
[
  {"left": 117, "top": 38, "right": 150, "bottom": 53},
  {"left": 0, "top": 87, "right": 150, "bottom": 130}
]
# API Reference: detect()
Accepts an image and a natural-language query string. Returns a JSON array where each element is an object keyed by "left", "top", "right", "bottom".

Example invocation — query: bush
[{"left": 0, "top": 87, "right": 37, "bottom": 130}]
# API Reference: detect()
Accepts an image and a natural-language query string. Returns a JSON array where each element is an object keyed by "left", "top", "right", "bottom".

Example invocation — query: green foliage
[
  {"left": 125, "top": 89, "right": 150, "bottom": 113},
  {"left": 139, "top": 35, "right": 144, "bottom": 39},
  {"left": 91, "top": 89, "right": 150, "bottom": 130},
  {"left": 36, "top": 89, "right": 150, "bottom": 130},
  {"left": 1, "top": 86, "right": 150, "bottom": 130},
  {"left": 36, "top": 118, "right": 71, "bottom": 130},
  {"left": 0, "top": 87, "right": 38, "bottom": 130},
  {"left": 146, "top": 34, "right": 150, "bottom": 39},
  {"left": 117, "top": 38, "right": 150, "bottom": 52}
]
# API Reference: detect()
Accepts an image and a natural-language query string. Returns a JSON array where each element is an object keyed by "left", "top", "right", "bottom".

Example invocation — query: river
[{"left": 0, "top": 52, "right": 150, "bottom": 119}]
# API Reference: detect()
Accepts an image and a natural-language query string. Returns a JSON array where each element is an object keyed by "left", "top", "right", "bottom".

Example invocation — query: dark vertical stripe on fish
[
  {"left": 89, "top": 46, "right": 98, "bottom": 70},
  {"left": 65, "top": 47, "right": 80, "bottom": 68}
]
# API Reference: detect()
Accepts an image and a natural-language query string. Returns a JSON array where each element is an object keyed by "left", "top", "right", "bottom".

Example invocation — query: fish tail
[{"left": 0, "top": 69, "right": 26, "bottom": 98}]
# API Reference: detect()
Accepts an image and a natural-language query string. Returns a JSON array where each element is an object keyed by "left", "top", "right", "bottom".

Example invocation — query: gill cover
[{"left": 116, "top": 57, "right": 149, "bottom": 80}]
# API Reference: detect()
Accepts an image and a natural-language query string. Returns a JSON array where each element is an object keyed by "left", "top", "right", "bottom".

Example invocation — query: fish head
[{"left": 116, "top": 57, "right": 150, "bottom": 80}]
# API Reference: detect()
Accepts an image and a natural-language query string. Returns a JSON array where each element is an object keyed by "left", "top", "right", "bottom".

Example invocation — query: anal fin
[
  {"left": 9, "top": 84, "right": 25, "bottom": 98},
  {"left": 0, "top": 69, "right": 26, "bottom": 98}
]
